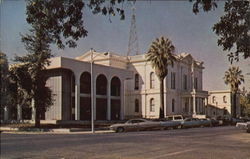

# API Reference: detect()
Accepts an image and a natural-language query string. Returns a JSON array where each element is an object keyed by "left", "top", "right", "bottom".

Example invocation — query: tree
[
  {"left": 8, "top": 64, "right": 34, "bottom": 120},
  {"left": 213, "top": 0, "right": 250, "bottom": 63},
  {"left": 18, "top": 0, "right": 126, "bottom": 127},
  {"left": 17, "top": 0, "right": 85, "bottom": 127},
  {"left": 190, "top": 0, "right": 250, "bottom": 63},
  {"left": 224, "top": 66, "right": 244, "bottom": 118},
  {"left": 0, "top": 52, "right": 10, "bottom": 120},
  {"left": 240, "top": 87, "right": 250, "bottom": 117},
  {"left": 146, "top": 36, "right": 175, "bottom": 119}
]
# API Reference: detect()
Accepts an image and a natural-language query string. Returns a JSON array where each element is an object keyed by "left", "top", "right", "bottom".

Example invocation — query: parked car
[
  {"left": 199, "top": 118, "right": 212, "bottom": 127},
  {"left": 110, "top": 119, "right": 161, "bottom": 133},
  {"left": 231, "top": 118, "right": 245, "bottom": 125},
  {"left": 181, "top": 118, "right": 201, "bottom": 128},
  {"left": 160, "top": 120, "right": 182, "bottom": 129},
  {"left": 247, "top": 122, "right": 250, "bottom": 133},
  {"left": 166, "top": 115, "right": 184, "bottom": 121},
  {"left": 236, "top": 121, "right": 250, "bottom": 133},
  {"left": 210, "top": 118, "right": 220, "bottom": 126},
  {"left": 162, "top": 115, "right": 184, "bottom": 129}
]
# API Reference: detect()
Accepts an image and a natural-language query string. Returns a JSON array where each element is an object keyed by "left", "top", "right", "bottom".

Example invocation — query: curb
[{"left": 0, "top": 127, "right": 112, "bottom": 134}]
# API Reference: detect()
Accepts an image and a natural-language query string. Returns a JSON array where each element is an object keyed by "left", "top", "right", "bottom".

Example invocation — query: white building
[
  {"left": 207, "top": 90, "right": 240, "bottom": 118},
  {"left": 12, "top": 50, "right": 209, "bottom": 121}
]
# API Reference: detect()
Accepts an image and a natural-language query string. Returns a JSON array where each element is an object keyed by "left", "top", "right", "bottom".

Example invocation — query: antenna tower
[{"left": 127, "top": 2, "right": 139, "bottom": 56}]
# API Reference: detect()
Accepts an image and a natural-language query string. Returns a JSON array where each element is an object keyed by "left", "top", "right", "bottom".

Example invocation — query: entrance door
[{"left": 111, "top": 99, "right": 121, "bottom": 120}]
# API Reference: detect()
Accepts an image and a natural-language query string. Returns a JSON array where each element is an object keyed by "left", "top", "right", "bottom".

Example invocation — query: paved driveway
[{"left": 1, "top": 126, "right": 250, "bottom": 159}]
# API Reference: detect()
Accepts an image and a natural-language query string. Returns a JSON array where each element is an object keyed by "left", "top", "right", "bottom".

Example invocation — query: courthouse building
[
  {"left": 3, "top": 50, "right": 209, "bottom": 121},
  {"left": 38, "top": 50, "right": 209, "bottom": 121}
]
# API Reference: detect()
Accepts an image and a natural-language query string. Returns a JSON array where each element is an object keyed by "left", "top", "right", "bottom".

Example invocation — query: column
[
  {"left": 75, "top": 78, "right": 80, "bottom": 120},
  {"left": 31, "top": 99, "right": 36, "bottom": 121},
  {"left": 188, "top": 97, "right": 192, "bottom": 115},
  {"left": 120, "top": 79, "right": 125, "bottom": 120},
  {"left": 93, "top": 75, "right": 96, "bottom": 120},
  {"left": 204, "top": 98, "right": 207, "bottom": 115},
  {"left": 192, "top": 95, "right": 196, "bottom": 115},
  {"left": 17, "top": 104, "right": 22, "bottom": 121},
  {"left": 107, "top": 79, "right": 111, "bottom": 120},
  {"left": 3, "top": 106, "right": 9, "bottom": 121}
]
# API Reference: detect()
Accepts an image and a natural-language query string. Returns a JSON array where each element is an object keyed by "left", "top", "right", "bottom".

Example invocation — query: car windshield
[
  {"left": 175, "top": 116, "right": 182, "bottom": 120},
  {"left": 166, "top": 117, "right": 173, "bottom": 120}
]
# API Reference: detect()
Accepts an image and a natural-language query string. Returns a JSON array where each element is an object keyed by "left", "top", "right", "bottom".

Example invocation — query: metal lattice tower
[{"left": 127, "top": 3, "right": 139, "bottom": 56}]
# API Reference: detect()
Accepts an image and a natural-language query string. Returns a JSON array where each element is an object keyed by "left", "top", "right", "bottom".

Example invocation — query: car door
[
  {"left": 135, "top": 119, "right": 149, "bottom": 131},
  {"left": 127, "top": 120, "right": 141, "bottom": 131}
]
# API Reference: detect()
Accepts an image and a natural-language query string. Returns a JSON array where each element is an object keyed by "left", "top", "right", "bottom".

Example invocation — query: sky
[{"left": 0, "top": 0, "right": 249, "bottom": 91}]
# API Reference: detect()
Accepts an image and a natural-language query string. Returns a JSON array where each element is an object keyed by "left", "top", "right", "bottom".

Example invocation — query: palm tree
[
  {"left": 224, "top": 66, "right": 244, "bottom": 118},
  {"left": 146, "top": 36, "right": 175, "bottom": 119}
]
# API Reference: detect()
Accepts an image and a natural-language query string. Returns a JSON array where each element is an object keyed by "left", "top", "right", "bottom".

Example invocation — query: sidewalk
[{"left": 0, "top": 126, "right": 114, "bottom": 134}]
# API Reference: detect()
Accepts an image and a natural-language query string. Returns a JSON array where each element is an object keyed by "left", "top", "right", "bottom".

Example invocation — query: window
[
  {"left": 194, "top": 77, "right": 198, "bottom": 89},
  {"left": 184, "top": 98, "right": 188, "bottom": 112},
  {"left": 171, "top": 72, "right": 176, "bottom": 89},
  {"left": 150, "top": 72, "right": 155, "bottom": 89},
  {"left": 134, "top": 74, "right": 139, "bottom": 90},
  {"left": 135, "top": 99, "right": 139, "bottom": 113},
  {"left": 150, "top": 98, "right": 155, "bottom": 112},
  {"left": 130, "top": 119, "right": 145, "bottom": 123},
  {"left": 183, "top": 74, "right": 187, "bottom": 90},
  {"left": 172, "top": 99, "right": 175, "bottom": 112},
  {"left": 223, "top": 96, "right": 227, "bottom": 103},
  {"left": 212, "top": 96, "right": 216, "bottom": 103}
]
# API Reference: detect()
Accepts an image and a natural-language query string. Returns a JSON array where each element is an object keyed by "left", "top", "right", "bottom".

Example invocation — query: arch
[
  {"left": 172, "top": 99, "right": 175, "bottom": 113},
  {"left": 80, "top": 72, "right": 91, "bottom": 94},
  {"left": 96, "top": 74, "right": 107, "bottom": 95},
  {"left": 110, "top": 76, "right": 121, "bottom": 120},
  {"left": 150, "top": 98, "right": 155, "bottom": 112},
  {"left": 79, "top": 72, "right": 91, "bottom": 120},
  {"left": 223, "top": 96, "right": 227, "bottom": 103},
  {"left": 150, "top": 72, "right": 155, "bottom": 89},
  {"left": 212, "top": 96, "right": 216, "bottom": 103},
  {"left": 134, "top": 73, "right": 139, "bottom": 90},
  {"left": 111, "top": 76, "right": 121, "bottom": 96},
  {"left": 96, "top": 74, "right": 107, "bottom": 120},
  {"left": 135, "top": 99, "right": 139, "bottom": 112}
]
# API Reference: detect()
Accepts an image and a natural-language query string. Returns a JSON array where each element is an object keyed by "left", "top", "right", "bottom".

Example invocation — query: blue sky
[{"left": 0, "top": 0, "right": 249, "bottom": 91}]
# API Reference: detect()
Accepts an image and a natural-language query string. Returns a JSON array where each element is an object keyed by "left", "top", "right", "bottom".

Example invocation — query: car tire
[{"left": 116, "top": 127, "right": 124, "bottom": 133}]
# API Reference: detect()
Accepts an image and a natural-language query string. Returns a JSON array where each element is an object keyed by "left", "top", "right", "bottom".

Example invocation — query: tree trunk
[
  {"left": 159, "top": 78, "right": 164, "bottom": 119},
  {"left": 35, "top": 106, "right": 40, "bottom": 128}
]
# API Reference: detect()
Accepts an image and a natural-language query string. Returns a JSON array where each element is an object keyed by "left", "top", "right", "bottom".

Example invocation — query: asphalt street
[{"left": 1, "top": 126, "right": 250, "bottom": 159}]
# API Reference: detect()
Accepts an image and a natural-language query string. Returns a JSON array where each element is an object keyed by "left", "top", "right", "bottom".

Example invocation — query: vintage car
[
  {"left": 181, "top": 118, "right": 202, "bottom": 128},
  {"left": 236, "top": 121, "right": 250, "bottom": 133},
  {"left": 165, "top": 115, "right": 184, "bottom": 121},
  {"left": 110, "top": 119, "right": 161, "bottom": 133},
  {"left": 199, "top": 118, "right": 212, "bottom": 127},
  {"left": 159, "top": 120, "right": 182, "bottom": 129}
]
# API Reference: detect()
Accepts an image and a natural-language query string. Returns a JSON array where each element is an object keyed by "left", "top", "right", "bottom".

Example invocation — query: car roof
[{"left": 128, "top": 118, "right": 148, "bottom": 121}]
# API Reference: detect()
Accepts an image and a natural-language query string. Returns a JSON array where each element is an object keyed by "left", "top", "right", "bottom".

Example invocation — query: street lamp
[{"left": 90, "top": 48, "right": 108, "bottom": 133}]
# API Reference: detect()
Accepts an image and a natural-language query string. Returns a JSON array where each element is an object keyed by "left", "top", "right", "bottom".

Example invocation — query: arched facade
[
  {"left": 110, "top": 76, "right": 121, "bottom": 120},
  {"left": 80, "top": 72, "right": 91, "bottom": 120},
  {"left": 96, "top": 74, "right": 108, "bottom": 120}
]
